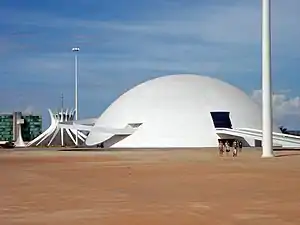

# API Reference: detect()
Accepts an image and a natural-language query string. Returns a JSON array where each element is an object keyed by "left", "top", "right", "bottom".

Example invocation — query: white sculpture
[
  {"left": 27, "top": 109, "right": 88, "bottom": 147},
  {"left": 14, "top": 118, "right": 26, "bottom": 147}
]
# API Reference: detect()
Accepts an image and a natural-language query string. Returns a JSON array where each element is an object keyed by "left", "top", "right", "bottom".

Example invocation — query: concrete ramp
[{"left": 216, "top": 128, "right": 300, "bottom": 148}]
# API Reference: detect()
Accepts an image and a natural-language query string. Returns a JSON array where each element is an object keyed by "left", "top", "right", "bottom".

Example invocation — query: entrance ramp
[{"left": 216, "top": 128, "right": 300, "bottom": 148}]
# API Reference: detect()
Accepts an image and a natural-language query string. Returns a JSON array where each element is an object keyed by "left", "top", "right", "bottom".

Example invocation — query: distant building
[
  {"left": 279, "top": 126, "right": 300, "bottom": 136},
  {"left": 27, "top": 109, "right": 87, "bottom": 147},
  {"left": 286, "top": 130, "right": 300, "bottom": 136},
  {"left": 0, "top": 112, "right": 42, "bottom": 143},
  {"left": 22, "top": 114, "right": 42, "bottom": 142},
  {"left": 0, "top": 113, "right": 14, "bottom": 142}
]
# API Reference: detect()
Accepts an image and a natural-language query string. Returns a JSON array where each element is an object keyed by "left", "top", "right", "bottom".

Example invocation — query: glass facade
[
  {"left": 22, "top": 115, "right": 42, "bottom": 141},
  {"left": 210, "top": 111, "right": 232, "bottom": 129},
  {"left": 0, "top": 112, "right": 42, "bottom": 142},
  {"left": 0, "top": 114, "right": 13, "bottom": 141}
]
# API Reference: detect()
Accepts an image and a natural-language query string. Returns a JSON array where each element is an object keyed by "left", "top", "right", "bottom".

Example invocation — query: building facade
[
  {"left": 26, "top": 109, "right": 88, "bottom": 147},
  {"left": 85, "top": 74, "right": 300, "bottom": 148},
  {"left": 0, "top": 114, "right": 14, "bottom": 142},
  {"left": 0, "top": 112, "right": 42, "bottom": 143}
]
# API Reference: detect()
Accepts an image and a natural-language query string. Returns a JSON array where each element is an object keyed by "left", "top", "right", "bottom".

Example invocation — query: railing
[
  {"left": 237, "top": 128, "right": 300, "bottom": 140},
  {"left": 215, "top": 128, "right": 300, "bottom": 145}
]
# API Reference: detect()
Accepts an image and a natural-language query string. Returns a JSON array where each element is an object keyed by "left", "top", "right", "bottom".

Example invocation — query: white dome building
[{"left": 85, "top": 74, "right": 292, "bottom": 148}]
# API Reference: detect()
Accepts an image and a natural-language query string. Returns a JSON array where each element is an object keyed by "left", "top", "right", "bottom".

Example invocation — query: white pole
[
  {"left": 262, "top": 0, "right": 274, "bottom": 157},
  {"left": 72, "top": 47, "right": 80, "bottom": 146},
  {"left": 75, "top": 53, "right": 78, "bottom": 146}
]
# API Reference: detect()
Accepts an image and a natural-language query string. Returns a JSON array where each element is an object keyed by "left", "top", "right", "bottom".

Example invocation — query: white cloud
[
  {"left": 251, "top": 89, "right": 300, "bottom": 125},
  {"left": 22, "top": 106, "right": 36, "bottom": 115}
]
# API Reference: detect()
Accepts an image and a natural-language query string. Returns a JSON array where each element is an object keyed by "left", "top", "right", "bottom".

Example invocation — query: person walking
[
  {"left": 219, "top": 141, "right": 224, "bottom": 156},
  {"left": 232, "top": 140, "right": 238, "bottom": 157},
  {"left": 225, "top": 141, "right": 230, "bottom": 155},
  {"left": 239, "top": 141, "right": 243, "bottom": 152}
]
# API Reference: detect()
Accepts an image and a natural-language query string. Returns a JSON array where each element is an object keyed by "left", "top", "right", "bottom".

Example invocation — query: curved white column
[
  {"left": 15, "top": 122, "right": 25, "bottom": 147},
  {"left": 27, "top": 108, "right": 88, "bottom": 147}
]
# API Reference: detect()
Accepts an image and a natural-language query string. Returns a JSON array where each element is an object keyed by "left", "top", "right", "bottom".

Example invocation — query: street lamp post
[
  {"left": 262, "top": 0, "right": 274, "bottom": 157},
  {"left": 72, "top": 47, "right": 80, "bottom": 146}
]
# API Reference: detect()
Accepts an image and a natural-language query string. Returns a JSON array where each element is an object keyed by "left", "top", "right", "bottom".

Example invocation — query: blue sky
[{"left": 1, "top": 0, "right": 300, "bottom": 129}]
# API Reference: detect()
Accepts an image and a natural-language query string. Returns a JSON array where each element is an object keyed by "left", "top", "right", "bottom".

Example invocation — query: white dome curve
[{"left": 86, "top": 74, "right": 279, "bottom": 147}]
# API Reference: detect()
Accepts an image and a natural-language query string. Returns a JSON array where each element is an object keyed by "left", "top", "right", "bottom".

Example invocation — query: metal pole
[
  {"left": 75, "top": 53, "right": 78, "bottom": 146},
  {"left": 262, "top": 0, "right": 274, "bottom": 157},
  {"left": 61, "top": 93, "right": 64, "bottom": 110}
]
